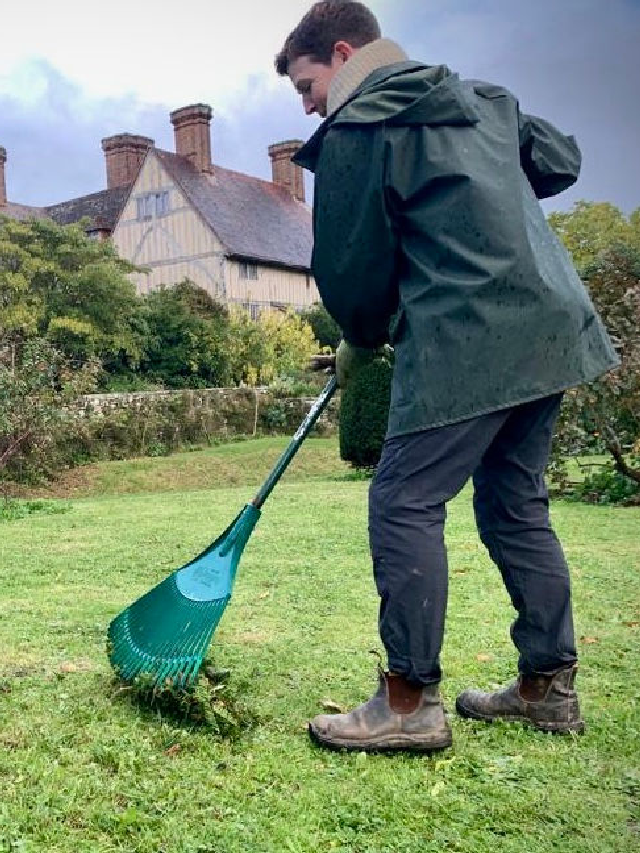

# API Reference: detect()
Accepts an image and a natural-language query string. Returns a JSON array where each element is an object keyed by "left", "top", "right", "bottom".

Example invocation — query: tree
[
  {"left": 548, "top": 236, "right": 640, "bottom": 502},
  {"left": 548, "top": 201, "right": 640, "bottom": 271},
  {"left": 576, "top": 244, "right": 640, "bottom": 492},
  {"left": 0, "top": 217, "right": 44, "bottom": 371},
  {"left": 0, "top": 215, "right": 143, "bottom": 372}
]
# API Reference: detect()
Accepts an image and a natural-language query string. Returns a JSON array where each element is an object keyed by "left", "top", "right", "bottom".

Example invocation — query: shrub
[
  {"left": 140, "top": 281, "right": 232, "bottom": 388},
  {"left": 300, "top": 302, "right": 341, "bottom": 350},
  {"left": 0, "top": 499, "right": 72, "bottom": 522},
  {"left": 339, "top": 355, "right": 393, "bottom": 469},
  {"left": 20, "top": 387, "right": 340, "bottom": 478},
  {"left": 269, "top": 370, "right": 328, "bottom": 398},
  {"left": 569, "top": 457, "right": 640, "bottom": 505},
  {"left": 0, "top": 338, "right": 99, "bottom": 484},
  {"left": 226, "top": 307, "right": 316, "bottom": 386}
]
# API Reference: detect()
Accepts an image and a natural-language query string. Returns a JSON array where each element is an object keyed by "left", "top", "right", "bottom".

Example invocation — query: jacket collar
[
  {"left": 326, "top": 38, "right": 408, "bottom": 115},
  {"left": 294, "top": 61, "right": 423, "bottom": 172}
]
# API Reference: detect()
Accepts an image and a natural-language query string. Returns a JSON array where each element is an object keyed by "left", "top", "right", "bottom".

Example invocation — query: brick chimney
[
  {"left": 268, "top": 140, "right": 305, "bottom": 203},
  {"left": 101, "top": 133, "right": 154, "bottom": 189},
  {"left": 170, "top": 104, "right": 212, "bottom": 173},
  {"left": 0, "top": 146, "right": 7, "bottom": 206}
]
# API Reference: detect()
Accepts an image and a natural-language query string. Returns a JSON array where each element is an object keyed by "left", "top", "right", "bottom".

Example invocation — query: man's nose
[{"left": 303, "top": 95, "right": 316, "bottom": 115}]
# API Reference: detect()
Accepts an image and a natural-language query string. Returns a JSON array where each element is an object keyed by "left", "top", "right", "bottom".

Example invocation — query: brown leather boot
[
  {"left": 308, "top": 671, "right": 452, "bottom": 752},
  {"left": 456, "top": 665, "right": 585, "bottom": 733}
]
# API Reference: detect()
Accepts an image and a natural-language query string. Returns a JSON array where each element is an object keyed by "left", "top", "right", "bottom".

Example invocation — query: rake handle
[{"left": 252, "top": 375, "right": 338, "bottom": 510}]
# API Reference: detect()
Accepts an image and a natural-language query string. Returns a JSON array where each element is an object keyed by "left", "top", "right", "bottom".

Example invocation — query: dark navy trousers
[{"left": 368, "top": 393, "right": 578, "bottom": 685}]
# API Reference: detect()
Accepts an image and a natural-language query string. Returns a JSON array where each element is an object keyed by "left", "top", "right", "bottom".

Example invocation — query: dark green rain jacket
[{"left": 294, "top": 62, "right": 619, "bottom": 437}]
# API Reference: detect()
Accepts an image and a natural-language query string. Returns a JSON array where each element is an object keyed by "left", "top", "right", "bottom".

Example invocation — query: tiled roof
[
  {"left": 46, "top": 185, "right": 131, "bottom": 230},
  {"left": 155, "top": 149, "right": 313, "bottom": 271},
  {"left": 0, "top": 202, "right": 48, "bottom": 221},
  {"left": 2, "top": 150, "right": 313, "bottom": 273}
]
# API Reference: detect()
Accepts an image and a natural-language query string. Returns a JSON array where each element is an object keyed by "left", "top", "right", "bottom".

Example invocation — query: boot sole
[
  {"left": 455, "top": 697, "right": 586, "bottom": 734},
  {"left": 308, "top": 723, "right": 453, "bottom": 753}
]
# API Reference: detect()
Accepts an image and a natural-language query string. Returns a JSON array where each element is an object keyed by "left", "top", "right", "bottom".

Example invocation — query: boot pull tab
[{"left": 386, "top": 672, "right": 424, "bottom": 714}]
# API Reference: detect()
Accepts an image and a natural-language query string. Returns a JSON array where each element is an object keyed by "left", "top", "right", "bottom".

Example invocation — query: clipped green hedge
[{"left": 339, "top": 357, "right": 393, "bottom": 468}]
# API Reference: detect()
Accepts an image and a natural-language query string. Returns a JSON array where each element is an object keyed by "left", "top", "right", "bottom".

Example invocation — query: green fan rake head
[
  {"left": 108, "top": 504, "right": 260, "bottom": 688},
  {"left": 107, "top": 374, "right": 337, "bottom": 688}
]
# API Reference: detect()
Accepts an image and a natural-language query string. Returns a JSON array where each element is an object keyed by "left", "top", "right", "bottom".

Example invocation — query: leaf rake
[{"left": 107, "top": 375, "right": 337, "bottom": 687}]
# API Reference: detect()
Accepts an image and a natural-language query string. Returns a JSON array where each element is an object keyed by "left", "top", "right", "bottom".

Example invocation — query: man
[{"left": 275, "top": 1, "right": 618, "bottom": 752}]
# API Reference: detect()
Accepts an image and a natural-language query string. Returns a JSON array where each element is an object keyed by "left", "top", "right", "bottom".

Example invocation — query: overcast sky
[{"left": 1, "top": 0, "right": 638, "bottom": 214}]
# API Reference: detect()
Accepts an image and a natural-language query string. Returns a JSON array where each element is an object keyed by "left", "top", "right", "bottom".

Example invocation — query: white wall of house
[
  {"left": 228, "top": 260, "right": 318, "bottom": 314},
  {"left": 111, "top": 152, "right": 319, "bottom": 313},
  {"left": 112, "top": 154, "right": 226, "bottom": 299}
]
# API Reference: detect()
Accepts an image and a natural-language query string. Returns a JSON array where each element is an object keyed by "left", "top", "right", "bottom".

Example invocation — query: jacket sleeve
[
  {"left": 518, "top": 112, "right": 581, "bottom": 198},
  {"left": 310, "top": 127, "right": 399, "bottom": 348}
]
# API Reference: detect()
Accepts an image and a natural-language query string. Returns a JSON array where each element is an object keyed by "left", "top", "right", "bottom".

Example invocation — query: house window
[
  {"left": 155, "top": 190, "right": 169, "bottom": 217},
  {"left": 136, "top": 196, "right": 151, "bottom": 220},
  {"left": 136, "top": 191, "right": 170, "bottom": 221},
  {"left": 242, "top": 302, "right": 261, "bottom": 321},
  {"left": 239, "top": 262, "right": 258, "bottom": 280}
]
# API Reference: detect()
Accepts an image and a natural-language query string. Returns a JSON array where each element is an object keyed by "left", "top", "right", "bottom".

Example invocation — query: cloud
[
  {"left": 0, "top": 61, "right": 169, "bottom": 205},
  {"left": 380, "top": 0, "right": 640, "bottom": 213},
  {"left": 1, "top": 0, "right": 638, "bottom": 214},
  {"left": 0, "top": 59, "right": 320, "bottom": 207},
  {"left": 0, "top": 0, "right": 318, "bottom": 106}
]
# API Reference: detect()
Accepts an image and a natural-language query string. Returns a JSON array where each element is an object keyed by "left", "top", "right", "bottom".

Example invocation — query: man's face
[{"left": 288, "top": 52, "right": 345, "bottom": 118}]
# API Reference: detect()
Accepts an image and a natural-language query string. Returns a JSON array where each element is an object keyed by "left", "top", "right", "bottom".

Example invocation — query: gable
[{"left": 112, "top": 150, "right": 224, "bottom": 268}]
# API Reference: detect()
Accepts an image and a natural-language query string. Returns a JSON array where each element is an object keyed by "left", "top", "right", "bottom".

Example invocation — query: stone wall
[{"left": 76, "top": 386, "right": 339, "bottom": 439}]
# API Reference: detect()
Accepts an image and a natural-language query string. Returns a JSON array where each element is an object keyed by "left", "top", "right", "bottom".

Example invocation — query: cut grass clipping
[{"left": 112, "top": 661, "right": 258, "bottom": 738}]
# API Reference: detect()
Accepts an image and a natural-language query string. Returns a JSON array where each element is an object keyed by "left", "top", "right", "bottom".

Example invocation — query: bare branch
[
  {"left": 604, "top": 427, "right": 640, "bottom": 484},
  {"left": 0, "top": 431, "right": 32, "bottom": 470}
]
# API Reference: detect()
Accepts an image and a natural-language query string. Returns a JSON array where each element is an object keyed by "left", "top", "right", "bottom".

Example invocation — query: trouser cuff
[{"left": 387, "top": 656, "right": 441, "bottom": 687}]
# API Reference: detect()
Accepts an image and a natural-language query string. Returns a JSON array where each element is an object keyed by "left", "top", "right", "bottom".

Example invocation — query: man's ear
[{"left": 333, "top": 40, "right": 356, "bottom": 63}]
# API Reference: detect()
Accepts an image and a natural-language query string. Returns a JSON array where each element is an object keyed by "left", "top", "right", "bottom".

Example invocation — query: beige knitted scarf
[{"left": 326, "top": 38, "right": 409, "bottom": 116}]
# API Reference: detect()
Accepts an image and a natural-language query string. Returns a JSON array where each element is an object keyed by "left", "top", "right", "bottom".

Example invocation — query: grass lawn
[
  {"left": 1, "top": 437, "right": 639, "bottom": 852},
  {"left": 16, "top": 437, "right": 354, "bottom": 500}
]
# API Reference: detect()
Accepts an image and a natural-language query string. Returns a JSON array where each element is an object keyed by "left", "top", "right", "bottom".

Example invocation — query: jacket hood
[{"left": 295, "top": 63, "right": 480, "bottom": 171}]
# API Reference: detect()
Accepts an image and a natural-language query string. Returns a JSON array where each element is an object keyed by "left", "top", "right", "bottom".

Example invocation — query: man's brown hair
[{"left": 275, "top": 1, "right": 381, "bottom": 76}]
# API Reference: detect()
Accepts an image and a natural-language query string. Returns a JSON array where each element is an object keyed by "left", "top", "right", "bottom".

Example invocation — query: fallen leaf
[
  {"left": 259, "top": 592, "right": 270, "bottom": 600},
  {"left": 164, "top": 744, "right": 182, "bottom": 758},
  {"left": 623, "top": 622, "right": 639, "bottom": 628},
  {"left": 435, "top": 757, "right": 458, "bottom": 772},
  {"left": 476, "top": 654, "right": 493, "bottom": 662},
  {"left": 58, "top": 662, "right": 79, "bottom": 674},
  {"left": 321, "top": 700, "right": 344, "bottom": 714},
  {"left": 430, "top": 780, "right": 445, "bottom": 798},
  {"left": 580, "top": 636, "right": 599, "bottom": 644}
]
